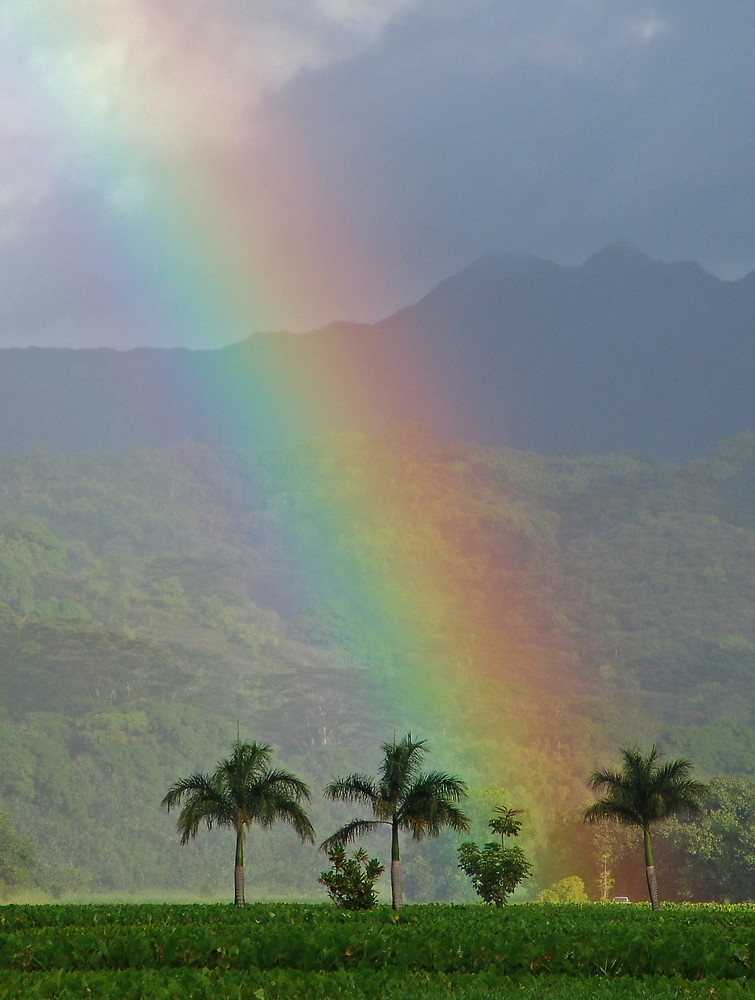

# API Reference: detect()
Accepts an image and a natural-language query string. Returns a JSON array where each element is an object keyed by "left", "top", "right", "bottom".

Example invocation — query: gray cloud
[
  {"left": 255, "top": 0, "right": 755, "bottom": 311},
  {"left": 0, "top": 0, "right": 754, "bottom": 345}
]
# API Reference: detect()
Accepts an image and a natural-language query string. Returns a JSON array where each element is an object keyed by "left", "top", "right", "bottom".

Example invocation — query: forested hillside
[{"left": 0, "top": 430, "right": 752, "bottom": 902}]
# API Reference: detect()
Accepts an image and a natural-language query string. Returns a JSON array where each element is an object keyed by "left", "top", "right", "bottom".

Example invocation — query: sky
[{"left": 1, "top": 0, "right": 754, "bottom": 348}]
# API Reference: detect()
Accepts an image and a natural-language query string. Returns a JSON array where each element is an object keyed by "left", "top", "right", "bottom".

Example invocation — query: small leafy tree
[
  {"left": 489, "top": 806, "right": 525, "bottom": 843},
  {"left": 458, "top": 841, "right": 532, "bottom": 906},
  {"left": 318, "top": 843, "right": 385, "bottom": 909},
  {"left": 457, "top": 804, "right": 532, "bottom": 906},
  {"left": 593, "top": 824, "right": 618, "bottom": 901},
  {"left": 537, "top": 875, "right": 589, "bottom": 903}
]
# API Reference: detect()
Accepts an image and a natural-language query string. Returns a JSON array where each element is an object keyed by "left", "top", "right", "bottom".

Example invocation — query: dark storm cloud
[
  {"left": 260, "top": 0, "right": 755, "bottom": 314},
  {"left": 1, "top": 0, "right": 754, "bottom": 344}
]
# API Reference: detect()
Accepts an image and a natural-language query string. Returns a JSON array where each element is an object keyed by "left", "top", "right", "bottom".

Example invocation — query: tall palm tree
[
  {"left": 584, "top": 745, "right": 708, "bottom": 909},
  {"left": 321, "top": 732, "right": 469, "bottom": 909},
  {"left": 162, "top": 738, "right": 314, "bottom": 906}
]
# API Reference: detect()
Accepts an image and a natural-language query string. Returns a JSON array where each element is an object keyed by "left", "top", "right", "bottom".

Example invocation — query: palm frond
[
  {"left": 258, "top": 768, "right": 312, "bottom": 802},
  {"left": 244, "top": 786, "right": 315, "bottom": 840},
  {"left": 161, "top": 772, "right": 214, "bottom": 811},
  {"left": 399, "top": 771, "right": 470, "bottom": 839},
  {"left": 379, "top": 732, "right": 426, "bottom": 798},
  {"left": 162, "top": 739, "right": 315, "bottom": 848},
  {"left": 588, "top": 767, "right": 626, "bottom": 793},
  {"left": 584, "top": 799, "right": 639, "bottom": 827},
  {"left": 413, "top": 770, "right": 468, "bottom": 802},
  {"left": 176, "top": 795, "right": 235, "bottom": 844},
  {"left": 265, "top": 796, "right": 316, "bottom": 841},
  {"left": 323, "top": 774, "right": 378, "bottom": 805},
  {"left": 653, "top": 775, "right": 710, "bottom": 819},
  {"left": 319, "top": 818, "right": 382, "bottom": 852},
  {"left": 161, "top": 773, "right": 235, "bottom": 843},
  {"left": 218, "top": 741, "right": 274, "bottom": 798}
]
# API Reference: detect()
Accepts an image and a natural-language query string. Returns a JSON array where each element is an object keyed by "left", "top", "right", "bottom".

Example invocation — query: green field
[{"left": 0, "top": 902, "right": 752, "bottom": 999}]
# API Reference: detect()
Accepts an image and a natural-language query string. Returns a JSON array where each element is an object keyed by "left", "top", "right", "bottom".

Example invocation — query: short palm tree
[
  {"left": 162, "top": 738, "right": 314, "bottom": 906},
  {"left": 321, "top": 732, "right": 469, "bottom": 909},
  {"left": 489, "top": 805, "right": 525, "bottom": 845},
  {"left": 584, "top": 745, "right": 708, "bottom": 909}
]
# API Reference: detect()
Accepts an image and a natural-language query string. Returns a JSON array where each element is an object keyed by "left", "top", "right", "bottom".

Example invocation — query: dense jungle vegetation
[{"left": 0, "top": 428, "right": 752, "bottom": 903}]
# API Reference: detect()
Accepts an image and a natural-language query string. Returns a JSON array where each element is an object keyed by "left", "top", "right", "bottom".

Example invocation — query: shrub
[
  {"left": 318, "top": 844, "right": 384, "bottom": 910},
  {"left": 537, "top": 875, "right": 589, "bottom": 903},
  {"left": 457, "top": 842, "right": 532, "bottom": 907}
]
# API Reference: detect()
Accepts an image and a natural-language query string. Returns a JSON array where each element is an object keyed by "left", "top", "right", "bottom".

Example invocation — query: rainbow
[{"left": 1, "top": 3, "right": 589, "bottom": 818}]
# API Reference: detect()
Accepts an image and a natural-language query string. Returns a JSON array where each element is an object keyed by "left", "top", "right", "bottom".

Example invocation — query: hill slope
[
  {"left": 0, "top": 245, "right": 752, "bottom": 459},
  {"left": 0, "top": 434, "right": 751, "bottom": 900}
]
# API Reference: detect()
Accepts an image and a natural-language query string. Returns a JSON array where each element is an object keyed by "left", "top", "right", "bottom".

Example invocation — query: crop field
[{"left": 0, "top": 902, "right": 752, "bottom": 999}]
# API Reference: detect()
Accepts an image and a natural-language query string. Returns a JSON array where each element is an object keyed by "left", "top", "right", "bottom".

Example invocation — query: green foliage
[
  {"left": 458, "top": 803, "right": 532, "bottom": 906},
  {"left": 0, "top": 972, "right": 746, "bottom": 1000},
  {"left": 537, "top": 875, "right": 589, "bottom": 903},
  {"left": 489, "top": 806, "right": 525, "bottom": 842},
  {"left": 0, "top": 436, "right": 750, "bottom": 901},
  {"left": 585, "top": 746, "right": 709, "bottom": 832},
  {"left": 2, "top": 519, "right": 67, "bottom": 571},
  {"left": 148, "top": 577, "right": 187, "bottom": 611},
  {"left": 0, "top": 812, "right": 35, "bottom": 894},
  {"left": 318, "top": 844, "right": 385, "bottom": 909},
  {"left": 457, "top": 840, "right": 532, "bottom": 906},
  {"left": 0, "top": 552, "right": 34, "bottom": 613},
  {"left": 0, "top": 900, "right": 751, "bottom": 999},
  {"left": 658, "top": 776, "right": 755, "bottom": 902}
]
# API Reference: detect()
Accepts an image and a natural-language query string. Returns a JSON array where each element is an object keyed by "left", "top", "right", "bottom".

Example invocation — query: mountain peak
[{"left": 583, "top": 240, "right": 652, "bottom": 269}]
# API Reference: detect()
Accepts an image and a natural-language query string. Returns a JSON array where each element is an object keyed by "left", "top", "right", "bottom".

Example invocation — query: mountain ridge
[{"left": 0, "top": 245, "right": 752, "bottom": 459}]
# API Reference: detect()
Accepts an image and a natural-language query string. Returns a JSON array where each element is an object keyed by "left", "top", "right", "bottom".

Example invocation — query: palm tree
[
  {"left": 584, "top": 745, "right": 708, "bottom": 909},
  {"left": 161, "top": 738, "right": 314, "bottom": 906},
  {"left": 321, "top": 732, "right": 469, "bottom": 909}
]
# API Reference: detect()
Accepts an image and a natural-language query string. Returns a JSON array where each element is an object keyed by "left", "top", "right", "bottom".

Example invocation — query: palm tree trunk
[
  {"left": 643, "top": 828, "right": 659, "bottom": 910},
  {"left": 390, "top": 816, "right": 403, "bottom": 910},
  {"left": 234, "top": 828, "right": 245, "bottom": 907}
]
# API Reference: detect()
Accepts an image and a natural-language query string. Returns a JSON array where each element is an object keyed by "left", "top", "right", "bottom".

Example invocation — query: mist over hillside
[
  {"left": 0, "top": 245, "right": 752, "bottom": 460},
  {"left": 0, "top": 246, "right": 752, "bottom": 904}
]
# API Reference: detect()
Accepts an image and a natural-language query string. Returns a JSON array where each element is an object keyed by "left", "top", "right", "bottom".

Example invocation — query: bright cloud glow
[{"left": 3, "top": 0, "right": 421, "bottom": 157}]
